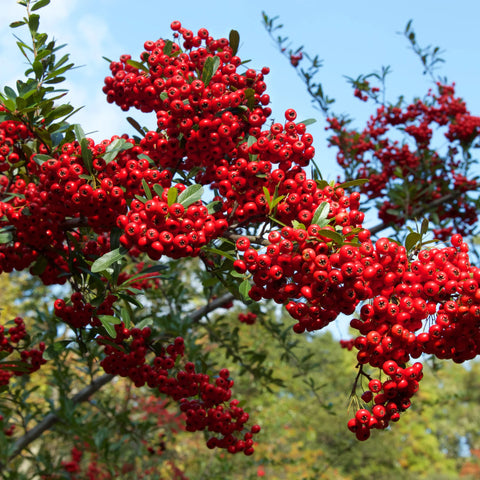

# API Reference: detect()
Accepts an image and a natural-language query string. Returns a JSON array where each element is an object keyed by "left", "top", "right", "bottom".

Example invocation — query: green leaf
[
  {"left": 311, "top": 202, "right": 330, "bottom": 225},
  {"left": 127, "top": 117, "right": 146, "bottom": 137},
  {"left": 318, "top": 229, "right": 343, "bottom": 244},
  {"left": 177, "top": 184, "right": 203, "bottom": 208},
  {"left": 98, "top": 315, "right": 122, "bottom": 338},
  {"left": 421, "top": 218, "right": 429, "bottom": 236},
  {"left": 142, "top": 179, "right": 152, "bottom": 200},
  {"left": 163, "top": 40, "right": 173, "bottom": 56},
  {"left": 206, "top": 200, "right": 223, "bottom": 214},
  {"left": 44, "top": 104, "right": 74, "bottom": 123},
  {"left": 338, "top": 178, "right": 369, "bottom": 189},
  {"left": 153, "top": 184, "right": 164, "bottom": 198},
  {"left": 239, "top": 278, "right": 251, "bottom": 301},
  {"left": 9, "top": 21, "right": 26, "bottom": 28},
  {"left": 126, "top": 59, "right": 148, "bottom": 73},
  {"left": 30, "top": 256, "right": 48, "bottom": 275},
  {"left": 136, "top": 317, "right": 153, "bottom": 330},
  {"left": 0, "top": 230, "right": 13, "bottom": 244},
  {"left": 43, "top": 340, "right": 71, "bottom": 360},
  {"left": 4, "top": 86, "right": 17, "bottom": 100},
  {"left": 167, "top": 187, "right": 178, "bottom": 206},
  {"left": 28, "top": 14, "right": 40, "bottom": 33},
  {"left": 298, "top": 118, "right": 317, "bottom": 126},
  {"left": 103, "top": 138, "right": 133, "bottom": 164},
  {"left": 229, "top": 29, "right": 240, "bottom": 55},
  {"left": 405, "top": 232, "right": 422, "bottom": 253},
  {"left": 91, "top": 246, "right": 129, "bottom": 273},
  {"left": 201, "top": 55, "right": 220, "bottom": 86},
  {"left": 31, "top": 0, "right": 51, "bottom": 11}
]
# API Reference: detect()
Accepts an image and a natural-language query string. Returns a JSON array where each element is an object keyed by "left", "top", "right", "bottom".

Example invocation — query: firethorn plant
[{"left": 1, "top": 0, "right": 480, "bottom": 475}]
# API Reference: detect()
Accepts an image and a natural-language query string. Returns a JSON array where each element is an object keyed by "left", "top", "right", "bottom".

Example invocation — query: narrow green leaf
[
  {"left": 127, "top": 117, "right": 146, "bottom": 137},
  {"left": 9, "top": 21, "right": 26, "bottom": 28},
  {"left": 91, "top": 246, "right": 129, "bottom": 273},
  {"left": 421, "top": 218, "right": 429, "bottom": 236},
  {"left": 126, "top": 59, "right": 148, "bottom": 73},
  {"left": 98, "top": 315, "right": 122, "bottom": 338},
  {"left": 298, "top": 118, "right": 317, "bottom": 126},
  {"left": 142, "top": 179, "right": 152, "bottom": 200},
  {"left": 167, "top": 187, "right": 178, "bottom": 206},
  {"left": 153, "top": 184, "right": 164, "bottom": 198},
  {"left": 229, "top": 30, "right": 240, "bottom": 55},
  {"left": 136, "top": 317, "right": 153, "bottom": 330},
  {"left": 177, "top": 184, "right": 203, "bottom": 208},
  {"left": 338, "top": 178, "right": 369, "bottom": 189},
  {"left": 262, "top": 186, "right": 272, "bottom": 207},
  {"left": 43, "top": 340, "right": 71, "bottom": 360},
  {"left": 31, "top": 0, "right": 51, "bottom": 11}
]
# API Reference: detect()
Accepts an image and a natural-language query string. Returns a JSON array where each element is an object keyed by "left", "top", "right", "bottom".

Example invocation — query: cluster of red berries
[
  {"left": 0, "top": 317, "right": 46, "bottom": 386},
  {"left": 327, "top": 83, "right": 480, "bottom": 238},
  {"left": 54, "top": 293, "right": 117, "bottom": 329},
  {"left": 98, "top": 327, "right": 260, "bottom": 454},
  {"left": 238, "top": 312, "right": 257, "bottom": 324},
  {"left": 343, "top": 233, "right": 480, "bottom": 438},
  {"left": 348, "top": 360, "right": 423, "bottom": 440}
]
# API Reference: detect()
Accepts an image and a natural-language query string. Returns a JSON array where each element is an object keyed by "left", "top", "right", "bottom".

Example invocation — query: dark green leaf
[
  {"left": 229, "top": 29, "right": 240, "bottom": 55},
  {"left": 421, "top": 218, "right": 429, "bottom": 236},
  {"left": 163, "top": 40, "right": 173, "bottom": 56},
  {"left": 28, "top": 14, "right": 40, "bottom": 33},
  {"left": 30, "top": 256, "right": 48, "bottom": 275},
  {"left": 9, "top": 21, "right": 26, "bottom": 28},
  {"left": 126, "top": 116, "right": 146, "bottom": 137},
  {"left": 33, "top": 154, "right": 51, "bottom": 165},
  {"left": 201, "top": 56, "right": 220, "bottom": 86},
  {"left": 338, "top": 178, "right": 369, "bottom": 189},
  {"left": 177, "top": 184, "right": 203, "bottom": 207},
  {"left": 31, "top": 0, "right": 51, "bottom": 11},
  {"left": 91, "top": 247, "right": 129, "bottom": 273},
  {"left": 405, "top": 232, "right": 422, "bottom": 253},
  {"left": 206, "top": 200, "right": 223, "bottom": 214},
  {"left": 43, "top": 340, "right": 71, "bottom": 360}
]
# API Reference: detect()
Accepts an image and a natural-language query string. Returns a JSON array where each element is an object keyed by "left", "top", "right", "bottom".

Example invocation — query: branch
[
  {"left": 3, "top": 373, "right": 114, "bottom": 467},
  {"left": 190, "top": 292, "right": 236, "bottom": 324}
]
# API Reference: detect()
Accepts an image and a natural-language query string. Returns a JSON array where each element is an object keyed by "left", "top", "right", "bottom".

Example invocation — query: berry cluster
[
  {"left": 0, "top": 317, "right": 46, "bottom": 386},
  {"left": 327, "top": 83, "right": 480, "bottom": 238},
  {"left": 238, "top": 312, "right": 257, "bottom": 324},
  {"left": 98, "top": 327, "right": 260, "bottom": 454}
]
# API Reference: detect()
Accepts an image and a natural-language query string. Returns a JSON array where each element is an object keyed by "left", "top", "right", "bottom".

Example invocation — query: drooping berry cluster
[{"left": 98, "top": 327, "right": 260, "bottom": 454}]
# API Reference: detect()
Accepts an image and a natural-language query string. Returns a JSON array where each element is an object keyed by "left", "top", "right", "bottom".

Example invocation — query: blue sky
[{"left": 2, "top": 0, "right": 480, "bottom": 184}]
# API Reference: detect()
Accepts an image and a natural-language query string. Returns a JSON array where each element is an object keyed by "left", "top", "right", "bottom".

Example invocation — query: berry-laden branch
[{"left": 3, "top": 2, "right": 480, "bottom": 471}]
